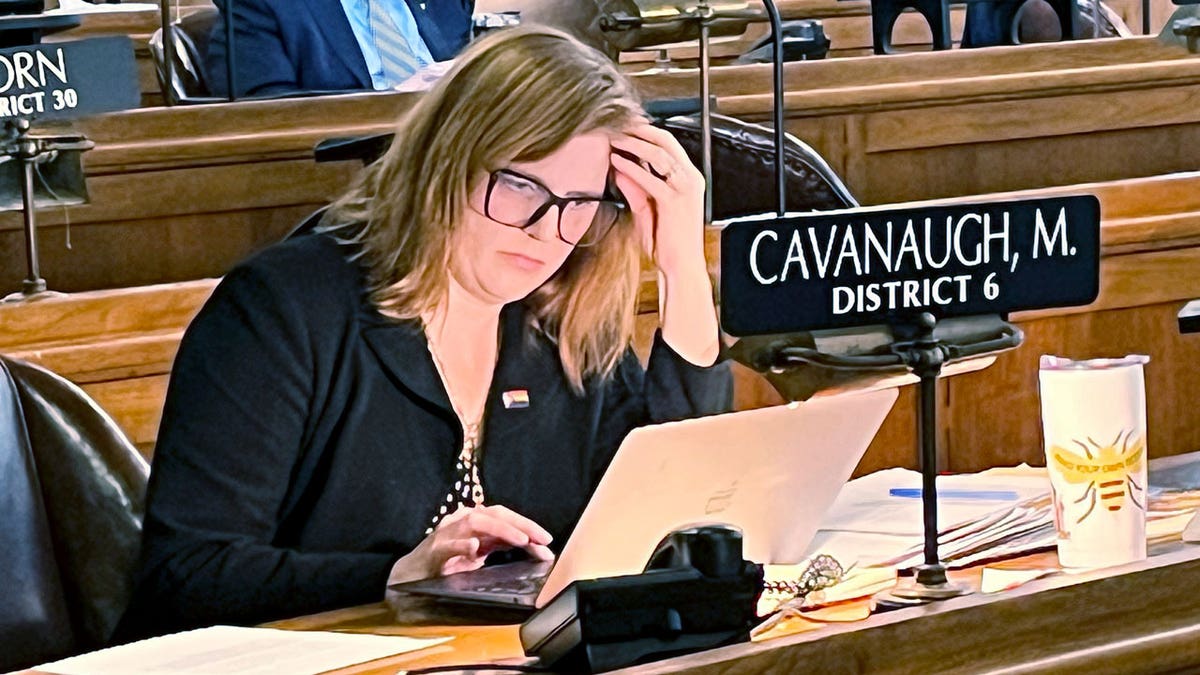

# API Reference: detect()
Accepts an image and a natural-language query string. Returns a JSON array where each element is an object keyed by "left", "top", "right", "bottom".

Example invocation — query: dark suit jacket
[
  {"left": 206, "top": 0, "right": 474, "bottom": 97},
  {"left": 117, "top": 233, "right": 731, "bottom": 639}
]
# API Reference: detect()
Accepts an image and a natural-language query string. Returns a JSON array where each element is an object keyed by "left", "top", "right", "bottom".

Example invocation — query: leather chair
[
  {"left": 0, "top": 357, "right": 149, "bottom": 671},
  {"left": 148, "top": 7, "right": 220, "bottom": 102},
  {"left": 660, "top": 113, "right": 857, "bottom": 216}
]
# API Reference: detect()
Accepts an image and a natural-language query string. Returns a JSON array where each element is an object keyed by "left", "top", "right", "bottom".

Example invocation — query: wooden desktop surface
[
  {"left": 16, "top": 543, "right": 1200, "bottom": 674},
  {"left": 243, "top": 543, "right": 1200, "bottom": 674}
]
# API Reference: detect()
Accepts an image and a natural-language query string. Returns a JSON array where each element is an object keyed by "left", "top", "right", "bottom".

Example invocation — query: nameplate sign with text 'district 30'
[
  {"left": 0, "top": 36, "right": 138, "bottom": 121},
  {"left": 719, "top": 195, "right": 1101, "bottom": 336}
]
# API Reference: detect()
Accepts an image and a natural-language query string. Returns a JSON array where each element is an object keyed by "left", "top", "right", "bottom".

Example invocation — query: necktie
[{"left": 369, "top": 0, "right": 420, "bottom": 85}]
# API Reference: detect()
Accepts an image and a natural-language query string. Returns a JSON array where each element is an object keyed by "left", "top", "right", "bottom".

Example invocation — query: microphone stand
[
  {"left": 601, "top": 0, "right": 787, "bottom": 222},
  {"left": 1, "top": 118, "right": 94, "bottom": 302}
]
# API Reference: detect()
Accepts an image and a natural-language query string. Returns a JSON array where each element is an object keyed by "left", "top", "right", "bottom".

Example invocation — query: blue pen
[{"left": 889, "top": 488, "right": 1019, "bottom": 500}]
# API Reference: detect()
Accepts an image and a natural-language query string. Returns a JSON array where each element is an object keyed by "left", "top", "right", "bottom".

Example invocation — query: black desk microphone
[{"left": 1180, "top": 300, "right": 1200, "bottom": 335}]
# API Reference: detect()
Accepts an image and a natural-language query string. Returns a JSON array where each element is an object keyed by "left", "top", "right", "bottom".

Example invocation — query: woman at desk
[{"left": 118, "top": 26, "right": 730, "bottom": 638}]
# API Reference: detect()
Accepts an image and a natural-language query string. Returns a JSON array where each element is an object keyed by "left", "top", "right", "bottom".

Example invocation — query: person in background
[
  {"left": 118, "top": 25, "right": 730, "bottom": 639},
  {"left": 206, "top": 0, "right": 475, "bottom": 97},
  {"left": 963, "top": 0, "right": 1129, "bottom": 47}
]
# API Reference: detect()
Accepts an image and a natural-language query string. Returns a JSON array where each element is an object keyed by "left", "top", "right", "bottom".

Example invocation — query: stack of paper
[
  {"left": 806, "top": 465, "right": 1200, "bottom": 572},
  {"left": 880, "top": 495, "right": 1056, "bottom": 570},
  {"left": 804, "top": 465, "right": 1053, "bottom": 568}
]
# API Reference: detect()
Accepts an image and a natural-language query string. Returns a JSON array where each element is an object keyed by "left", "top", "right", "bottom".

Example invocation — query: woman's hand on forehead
[{"left": 609, "top": 123, "right": 705, "bottom": 277}]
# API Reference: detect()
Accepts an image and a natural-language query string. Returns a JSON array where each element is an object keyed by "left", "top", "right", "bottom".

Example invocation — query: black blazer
[
  {"left": 118, "top": 233, "right": 731, "bottom": 638},
  {"left": 206, "top": 0, "right": 475, "bottom": 98}
]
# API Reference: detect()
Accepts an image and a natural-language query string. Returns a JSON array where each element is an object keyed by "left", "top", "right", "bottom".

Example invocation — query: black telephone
[
  {"left": 1181, "top": 300, "right": 1200, "bottom": 334},
  {"left": 738, "top": 19, "right": 831, "bottom": 63},
  {"left": 519, "top": 525, "right": 764, "bottom": 673}
]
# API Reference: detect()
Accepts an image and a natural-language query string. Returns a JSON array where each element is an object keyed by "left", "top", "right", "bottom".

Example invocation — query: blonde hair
[{"left": 322, "top": 26, "right": 644, "bottom": 392}]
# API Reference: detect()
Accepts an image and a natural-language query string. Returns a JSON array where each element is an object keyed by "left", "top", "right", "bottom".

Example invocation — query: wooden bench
[
  {"left": 637, "top": 35, "right": 1200, "bottom": 204},
  {"left": 3, "top": 170, "right": 1198, "bottom": 475},
  {"left": 46, "top": 0, "right": 1183, "bottom": 107}
]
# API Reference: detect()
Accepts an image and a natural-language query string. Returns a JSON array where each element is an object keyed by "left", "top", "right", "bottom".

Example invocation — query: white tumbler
[{"left": 1038, "top": 355, "right": 1150, "bottom": 569}]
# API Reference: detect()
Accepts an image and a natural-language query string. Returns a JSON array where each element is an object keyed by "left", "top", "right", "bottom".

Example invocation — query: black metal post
[
  {"left": 160, "top": 0, "right": 176, "bottom": 106},
  {"left": 762, "top": 0, "right": 786, "bottom": 216},
  {"left": 884, "top": 312, "right": 968, "bottom": 601},
  {"left": 225, "top": 0, "right": 237, "bottom": 101},
  {"left": 699, "top": 4, "right": 713, "bottom": 224},
  {"left": 914, "top": 327, "right": 949, "bottom": 584},
  {"left": 19, "top": 143, "right": 44, "bottom": 296},
  {"left": 2, "top": 119, "right": 49, "bottom": 299}
]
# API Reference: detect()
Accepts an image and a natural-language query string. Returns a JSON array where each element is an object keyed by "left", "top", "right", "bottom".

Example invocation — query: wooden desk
[{"left": 246, "top": 543, "right": 1200, "bottom": 674}]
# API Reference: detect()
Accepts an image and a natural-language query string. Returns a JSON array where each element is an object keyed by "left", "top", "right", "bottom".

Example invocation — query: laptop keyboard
[{"left": 476, "top": 570, "right": 548, "bottom": 595}]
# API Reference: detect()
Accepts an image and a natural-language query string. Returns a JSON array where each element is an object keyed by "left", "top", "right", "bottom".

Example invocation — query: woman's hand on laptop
[{"left": 387, "top": 505, "right": 555, "bottom": 585}]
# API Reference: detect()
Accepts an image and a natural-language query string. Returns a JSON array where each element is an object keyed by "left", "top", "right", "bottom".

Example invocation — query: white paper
[
  {"left": 817, "top": 466, "right": 1051, "bottom": 536},
  {"left": 48, "top": 0, "right": 160, "bottom": 15},
  {"left": 393, "top": 61, "right": 456, "bottom": 93},
  {"left": 803, "top": 529, "right": 921, "bottom": 568},
  {"left": 39, "top": 626, "right": 450, "bottom": 675},
  {"left": 1184, "top": 513, "right": 1200, "bottom": 542},
  {"left": 803, "top": 461, "right": 1195, "bottom": 572},
  {"left": 802, "top": 465, "right": 1052, "bottom": 568}
]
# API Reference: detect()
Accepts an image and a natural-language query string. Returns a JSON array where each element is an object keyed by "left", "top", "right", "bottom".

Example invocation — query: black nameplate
[
  {"left": 720, "top": 195, "right": 1101, "bottom": 336},
  {"left": 0, "top": 36, "right": 138, "bottom": 122}
]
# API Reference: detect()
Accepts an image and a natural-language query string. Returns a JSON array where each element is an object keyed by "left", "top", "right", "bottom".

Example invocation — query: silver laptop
[{"left": 391, "top": 387, "right": 898, "bottom": 610}]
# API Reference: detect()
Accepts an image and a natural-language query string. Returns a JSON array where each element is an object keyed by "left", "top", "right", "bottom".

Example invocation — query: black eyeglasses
[{"left": 483, "top": 168, "right": 627, "bottom": 247}]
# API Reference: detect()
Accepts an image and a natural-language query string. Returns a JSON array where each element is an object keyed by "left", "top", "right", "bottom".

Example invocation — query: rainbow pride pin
[{"left": 502, "top": 389, "right": 530, "bottom": 409}]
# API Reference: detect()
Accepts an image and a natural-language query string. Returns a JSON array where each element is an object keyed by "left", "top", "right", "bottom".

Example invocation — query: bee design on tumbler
[{"left": 1050, "top": 429, "right": 1145, "bottom": 524}]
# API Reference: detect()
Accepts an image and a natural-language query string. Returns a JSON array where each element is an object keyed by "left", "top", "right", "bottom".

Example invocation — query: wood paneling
[
  {"left": 81, "top": 374, "right": 171, "bottom": 448},
  {"left": 640, "top": 36, "right": 1200, "bottom": 205},
  {"left": 946, "top": 301, "right": 1200, "bottom": 473},
  {"left": 0, "top": 280, "right": 216, "bottom": 452}
]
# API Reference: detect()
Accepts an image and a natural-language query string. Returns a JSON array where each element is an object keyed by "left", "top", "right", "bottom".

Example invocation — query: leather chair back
[
  {"left": 149, "top": 8, "right": 220, "bottom": 102},
  {"left": 0, "top": 357, "right": 149, "bottom": 671},
  {"left": 0, "top": 360, "right": 75, "bottom": 670},
  {"left": 660, "top": 113, "right": 857, "bottom": 217}
]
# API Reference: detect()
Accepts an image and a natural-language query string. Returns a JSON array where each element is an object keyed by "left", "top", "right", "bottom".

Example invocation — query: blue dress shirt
[{"left": 340, "top": 0, "right": 436, "bottom": 89}]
